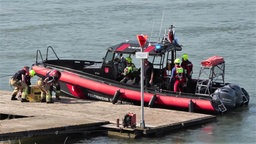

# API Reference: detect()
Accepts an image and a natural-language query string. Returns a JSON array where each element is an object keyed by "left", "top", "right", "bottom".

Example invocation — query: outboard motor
[
  {"left": 212, "top": 86, "right": 236, "bottom": 109},
  {"left": 241, "top": 88, "right": 250, "bottom": 105},
  {"left": 224, "top": 83, "right": 243, "bottom": 106}
]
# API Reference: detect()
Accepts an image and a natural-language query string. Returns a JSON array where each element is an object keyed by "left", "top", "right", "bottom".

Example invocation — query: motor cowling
[
  {"left": 224, "top": 83, "right": 244, "bottom": 106},
  {"left": 212, "top": 86, "right": 236, "bottom": 109}
]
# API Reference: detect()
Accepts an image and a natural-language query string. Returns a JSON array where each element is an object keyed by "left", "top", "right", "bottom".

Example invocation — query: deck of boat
[{"left": 0, "top": 90, "right": 216, "bottom": 140}]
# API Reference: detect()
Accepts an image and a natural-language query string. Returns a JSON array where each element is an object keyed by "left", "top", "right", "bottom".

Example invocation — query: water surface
[{"left": 0, "top": 0, "right": 255, "bottom": 143}]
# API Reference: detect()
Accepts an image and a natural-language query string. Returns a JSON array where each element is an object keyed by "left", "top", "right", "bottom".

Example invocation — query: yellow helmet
[
  {"left": 125, "top": 57, "right": 132, "bottom": 64},
  {"left": 174, "top": 58, "right": 181, "bottom": 64},
  {"left": 182, "top": 54, "right": 188, "bottom": 61},
  {"left": 29, "top": 70, "right": 36, "bottom": 77}
]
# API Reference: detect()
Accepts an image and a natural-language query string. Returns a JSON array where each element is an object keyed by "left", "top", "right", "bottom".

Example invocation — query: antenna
[
  {"left": 149, "top": 20, "right": 155, "bottom": 43},
  {"left": 158, "top": 11, "right": 165, "bottom": 42}
]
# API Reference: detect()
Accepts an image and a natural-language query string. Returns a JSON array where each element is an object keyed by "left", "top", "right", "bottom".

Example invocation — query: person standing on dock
[
  {"left": 37, "top": 69, "right": 61, "bottom": 103},
  {"left": 9, "top": 66, "right": 35, "bottom": 102},
  {"left": 170, "top": 58, "right": 185, "bottom": 92}
]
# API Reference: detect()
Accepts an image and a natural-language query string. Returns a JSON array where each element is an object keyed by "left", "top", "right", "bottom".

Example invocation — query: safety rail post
[
  {"left": 46, "top": 46, "right": 60, "bottom": 60},
  {"left": 36, "top": 50, "right": 44, "bottom": 64}
]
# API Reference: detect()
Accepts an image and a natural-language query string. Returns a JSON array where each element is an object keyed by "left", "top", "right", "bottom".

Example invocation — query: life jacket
[
  {"left": 124, "top": 66, "right": 132, "bottom": 75},
  {"left": 175, "top": 66, "right": 184, "bottom": 81},
  {"left": 124, "top": 63, "right": 137, "bottom": 76},
  {"left": 131, "top": 63, "right": 137, "bottom": 71}
]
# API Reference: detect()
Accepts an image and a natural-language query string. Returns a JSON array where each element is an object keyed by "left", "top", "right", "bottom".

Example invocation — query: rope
[
  {"left": 0, "top": 74, "right": 14, "bottom": 89},
  {"left": 0, "top": 75, "right": 12, "bottom": 78}
]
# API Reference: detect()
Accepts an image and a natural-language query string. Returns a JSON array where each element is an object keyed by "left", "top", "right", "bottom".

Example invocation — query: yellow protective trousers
[
  {"left": 9, "top": 78, "right": 28, "bottom": 98},
  {"left": 37, "top": 78, "right": 52, "bottom": 102}
]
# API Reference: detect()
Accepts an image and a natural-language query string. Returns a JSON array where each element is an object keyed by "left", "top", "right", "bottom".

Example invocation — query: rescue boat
[{"left": 32, "top": 27, "right": 250, "bottom": 114}]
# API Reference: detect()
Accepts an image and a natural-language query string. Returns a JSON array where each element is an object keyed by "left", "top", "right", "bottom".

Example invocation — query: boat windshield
[{"left": 104, "top": 50, "right": 115, "bottom": 64}]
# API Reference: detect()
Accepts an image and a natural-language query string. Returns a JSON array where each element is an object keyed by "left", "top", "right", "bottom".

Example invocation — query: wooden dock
[{"left": 0, "top": 90, "right": 216, "bottom": 140}]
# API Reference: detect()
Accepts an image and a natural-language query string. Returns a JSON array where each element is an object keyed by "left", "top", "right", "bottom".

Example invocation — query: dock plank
[{"left": 0, "top": 90, "right": 216, "bottom": 139}]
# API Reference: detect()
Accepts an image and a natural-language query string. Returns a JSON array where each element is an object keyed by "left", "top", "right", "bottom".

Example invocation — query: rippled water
[{"left": 1, "top": 0, "right": 255, "bottom": 143}]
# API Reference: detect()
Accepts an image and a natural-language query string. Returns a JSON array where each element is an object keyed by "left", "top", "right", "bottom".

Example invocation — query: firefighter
[
  {"left": 181, "top": 53, "right": 193, "bottom": 80},
  {"left": 170, "top": 58, "right": 185, "bottom": 92},
  {"left": 120, "top": 57, "right": 137, "bottom": 83},
  {"left": 21, "top": 69, "right": 36, "bottom": 102},
  {"left": 37, "top": 70, "right": 61, "bottom": 103},
  {"left": 9, "top": 66, "right": 29, "bottom": 101},
  {"left": 10, "top": 66, "right": 36, "bottom": 102}
]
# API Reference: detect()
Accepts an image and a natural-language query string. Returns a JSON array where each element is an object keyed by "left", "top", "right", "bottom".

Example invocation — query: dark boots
[
  {"left": 11, "top": 95, "right": 18, "bottom": 100},
  {"left": 46, "top": 98, "right": 54, "bottom": 104},
  {"left": 55, "top": 89, "right": 61, "bottom": 100},
  {"left": 41, "top": 98, "right": 46, "bottom": 103},
  {"left": 56, "top": 96, "right": 61, "bottom": 100},
  {"left": 21, "top": 98, "right": 29, "bottom": 102}
]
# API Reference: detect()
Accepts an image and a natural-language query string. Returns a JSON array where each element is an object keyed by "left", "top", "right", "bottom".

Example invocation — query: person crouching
[
  {"left": 9, "top": 66, "right": 36, "bottom": 102},
  {"left": 37, "top": 70, "right": 61, "bottom": 103}
]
